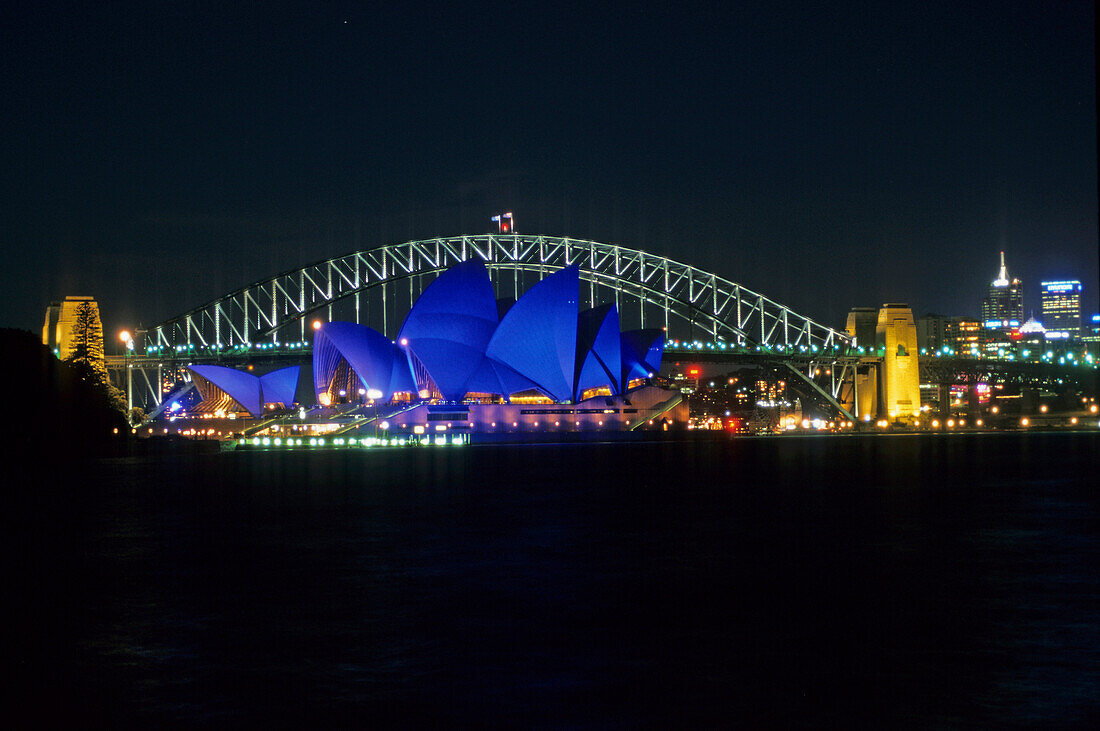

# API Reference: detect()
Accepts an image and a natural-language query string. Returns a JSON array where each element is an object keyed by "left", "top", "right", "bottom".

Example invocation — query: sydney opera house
[{"left": 182, "top": 260, "right": 683, "bottom": 434}]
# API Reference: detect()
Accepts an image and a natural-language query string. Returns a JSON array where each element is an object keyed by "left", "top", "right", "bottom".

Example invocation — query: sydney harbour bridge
[{"left": 105, "top": 233, "right": 1094, "bottom": 420}]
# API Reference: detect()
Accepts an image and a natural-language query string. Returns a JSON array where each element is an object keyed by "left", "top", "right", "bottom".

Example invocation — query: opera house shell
[
  {"left": 186, "top": 364, "right": 301, "bottom": 418},
  {"left": 313, "top": 260, "right": 665, "bottom": 404}
]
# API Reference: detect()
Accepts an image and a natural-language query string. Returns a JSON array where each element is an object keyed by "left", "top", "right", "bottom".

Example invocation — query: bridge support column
[
  {"left": 847, "top": 365, "right": 857, "bottom": 416},
  {"left": 780, "top": 362, "right": 855, "bottom": 422},
  {"left": 853, "top": 363, "right": 879, "bottom": 419},
  {"left": 938, "top": 382, "right": 951, "bottom": 419},
  {"left": 967, "top": 385, "right": 980, "bottom": 420}
]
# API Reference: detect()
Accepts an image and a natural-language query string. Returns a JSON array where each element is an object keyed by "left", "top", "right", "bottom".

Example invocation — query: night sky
[{"left": 2, "top": 1, "right": 1095, "bottom": 341}]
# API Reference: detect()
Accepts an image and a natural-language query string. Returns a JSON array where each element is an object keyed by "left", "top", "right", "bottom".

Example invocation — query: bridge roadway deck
[
  {"left": 664, "top": 350, "right": 1096, "bottom": 386},
  {"left": 107, "top": 346, "right": 1096, "bottom": 381},
  {"left": 106, "top": 346, "right": 870, "bottom": 371}
]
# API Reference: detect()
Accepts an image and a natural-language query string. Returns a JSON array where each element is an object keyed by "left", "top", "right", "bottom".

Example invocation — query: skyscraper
[
  {"left": 980, "top": 252, "right": 1023, "bottom": 331},
  {"left": 1040, "top": 280, "right": 1082, "bottom": 336}
]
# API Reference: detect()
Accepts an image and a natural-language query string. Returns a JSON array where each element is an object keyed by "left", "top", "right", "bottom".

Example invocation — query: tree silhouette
[
  {"left": 64, "top": 302, "right": 126, "bottom": 413},
  {"left": 67, "top": 302, "right": 104, "bottom": 374}
]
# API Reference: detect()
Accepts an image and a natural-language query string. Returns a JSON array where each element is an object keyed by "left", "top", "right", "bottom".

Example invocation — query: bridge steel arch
[{"left": 144, "top": 234, "right": 850, "bottom": 354}]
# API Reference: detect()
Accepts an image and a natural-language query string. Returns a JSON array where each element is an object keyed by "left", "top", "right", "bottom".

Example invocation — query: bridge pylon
[{"left": 844, "top": 304, "right": 921, "bottom": 423}]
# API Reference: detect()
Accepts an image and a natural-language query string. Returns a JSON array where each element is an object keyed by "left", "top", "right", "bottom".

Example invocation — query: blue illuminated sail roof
[
  {"left": 620, "top": 329, "right": 665, "bottom": 391},
  {"left": 574, "top": 304, "right": 621, "bottom": 399},
  {"left": 397, "top": 259, "right": 499, "bottom": 400},
  {"left": 259, "top": 366, "right": 300, "bottom": 407},
  {"left": 464, "top": 356, "right": 541, "bottom": 397},
  {"left": 485, "top": 265, "right": 580, "bottom": 402},
  {"left": 388, "top": 343, "right": 417, "bottom": 395},
  {"left": 642, "top": 332, "right": 665, "bottom": 375},
  {"left": 188, "top": 364, "right": 263, "bottom": 417},
  {"left": 313, "top": 322, "right": 397, "bottom": 400},
  {"left": 188, "top": 364, "right": 301, "bottom": 416}
]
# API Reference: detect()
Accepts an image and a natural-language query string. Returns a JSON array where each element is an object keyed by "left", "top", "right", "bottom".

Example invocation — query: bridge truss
[{"left": 143, "top": 235, "right": 848, "bottom": 353}]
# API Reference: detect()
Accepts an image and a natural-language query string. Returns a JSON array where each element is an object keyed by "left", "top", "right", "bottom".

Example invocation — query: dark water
[{"left": 12, "top": 433, "right": 1100, "bottom": 726}]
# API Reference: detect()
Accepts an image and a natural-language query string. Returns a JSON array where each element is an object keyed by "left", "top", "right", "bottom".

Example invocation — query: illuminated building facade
[
  {"left": 1016, "top": 316, "right": 1046, "bottom": 346},
  {"left": 755, "top": 378, "right": 786, "bottom": 401},
  {"left": 1040, "top": 280, "right": 1082, "bottom": 337},
  {"left": 980, "top": 251, "right": 1023, "bottom": 332},
  {"left": 947, "top": 318, "right": 983, "bottom": 356},
  {"left": 42, "top": 295, "right": 101, "bottom": 359},
  {"left": 918, "top": 315, "right": 985, "bottom": 357},
  {"left": 1084, "top": 314, "right": 1100, "bottom": 345}
]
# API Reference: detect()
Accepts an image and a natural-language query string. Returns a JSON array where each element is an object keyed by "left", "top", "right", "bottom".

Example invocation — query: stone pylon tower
[
  {"left": 844, "top": 303, "right": 922, "bottom": 422},
  {"left": 844, "top": 307, "right": 879, "bottom": 418},
  {"left": 876, "top": 304, "right": 921, "bottom": 421}
]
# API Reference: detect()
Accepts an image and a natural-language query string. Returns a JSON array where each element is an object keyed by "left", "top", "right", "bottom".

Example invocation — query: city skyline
[
  {"left": 2, "top": 2, "right": 1096, "bottom": 340},
  {"left": 971, "top": 252, "right": 1091, "bottom": 329}
]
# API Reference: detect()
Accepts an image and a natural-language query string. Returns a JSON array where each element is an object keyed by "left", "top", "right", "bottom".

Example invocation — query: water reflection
[{"left": 13, "top": 434, "right": 1100, "bottom": 725}]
